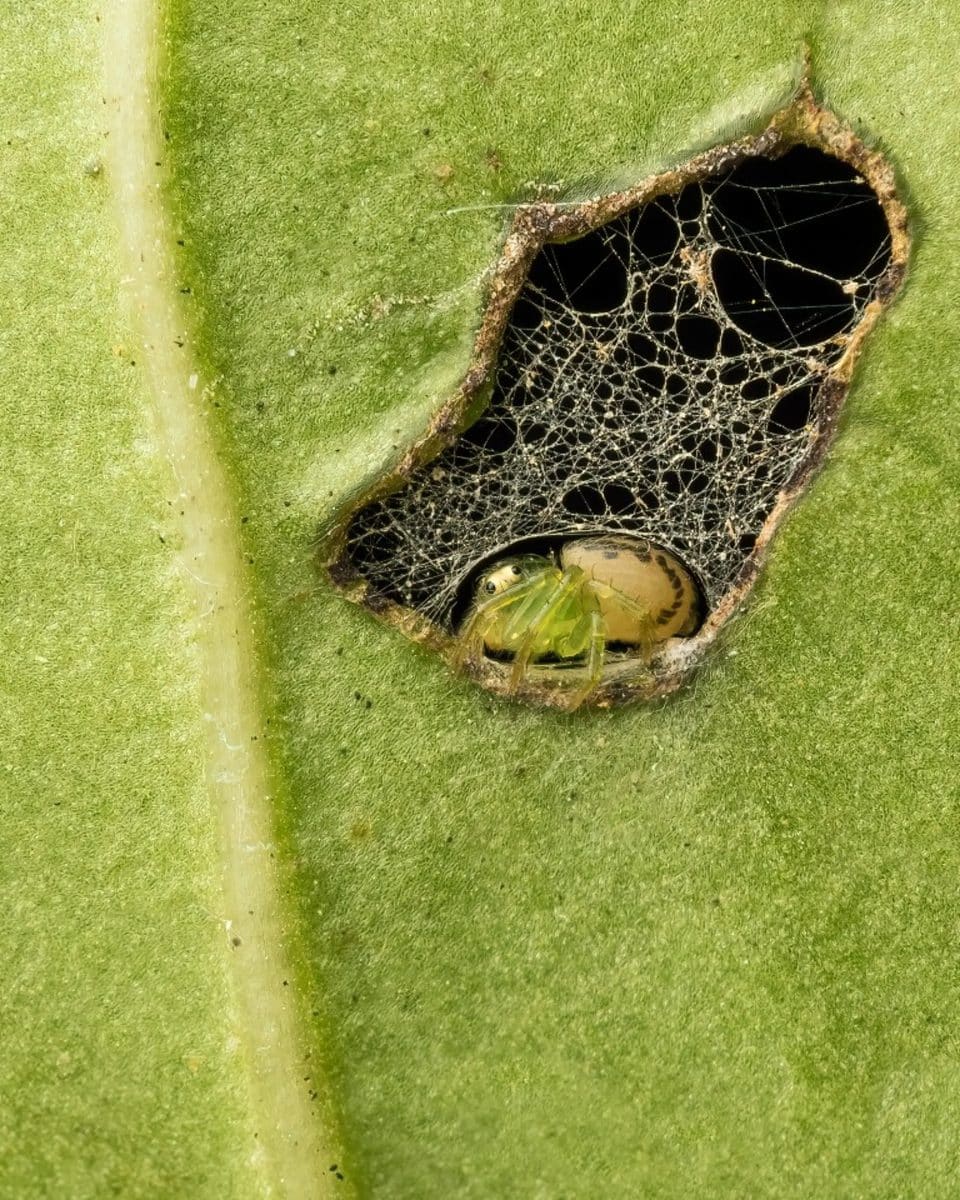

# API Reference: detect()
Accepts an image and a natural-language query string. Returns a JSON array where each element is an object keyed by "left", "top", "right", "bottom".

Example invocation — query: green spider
[{"left": 457, "top": 535, "right": 701, "bottom": 707}]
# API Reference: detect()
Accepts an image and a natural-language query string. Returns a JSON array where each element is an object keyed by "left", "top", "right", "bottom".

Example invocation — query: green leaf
[{"left": 4, "top": 0, "right": 958, "bottom": 1196}]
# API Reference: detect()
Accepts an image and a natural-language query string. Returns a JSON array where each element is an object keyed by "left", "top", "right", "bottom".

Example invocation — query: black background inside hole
[
  {"left": 707, "top": 146, "right": 890, "bottom": 280},
  {"left": 706, "top": 146, "right": 891, "bottom": 349},
  {"left": 527, "top": 145, "right": 890, "bottom": 354},
  {"left": 526, "top": 196, "right": 681, "bottom": 318}
]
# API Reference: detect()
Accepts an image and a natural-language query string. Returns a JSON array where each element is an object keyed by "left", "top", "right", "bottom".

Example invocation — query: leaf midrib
[{"left": 103, "top": 2, "right": 349, "bottom": 1194}]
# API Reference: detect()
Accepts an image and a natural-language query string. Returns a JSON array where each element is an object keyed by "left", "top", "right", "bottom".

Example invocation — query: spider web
[{"left": 343, "top": 146, "right": 892, "bottom": 628}]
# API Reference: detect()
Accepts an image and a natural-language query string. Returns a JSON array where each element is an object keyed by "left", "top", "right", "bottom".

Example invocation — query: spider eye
[
  {"left": 510, "top": 565, "right": 521, "bottom": 576},
  {"left": 484, "top": 579, "right": 497, "bottom": 595}
]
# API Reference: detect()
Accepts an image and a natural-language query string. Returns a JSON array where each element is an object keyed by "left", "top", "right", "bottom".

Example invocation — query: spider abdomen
[{"left": 561, "top": 536, "right": 700, "bottom": 643}]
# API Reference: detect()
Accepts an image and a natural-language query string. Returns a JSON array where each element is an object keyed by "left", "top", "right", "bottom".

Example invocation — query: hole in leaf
[{"left": 330, "top": 97, "right": 906, "bottom": 706}]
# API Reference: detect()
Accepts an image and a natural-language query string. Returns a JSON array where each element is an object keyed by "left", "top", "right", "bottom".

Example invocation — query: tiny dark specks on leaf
[{"left": 349, "top": 819, "right": 373, "bottom": 843}]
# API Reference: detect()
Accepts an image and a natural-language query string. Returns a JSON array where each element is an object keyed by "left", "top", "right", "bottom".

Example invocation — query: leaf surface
[{"left": 4, "top": 0, "right": 959, "bottom": 1196}]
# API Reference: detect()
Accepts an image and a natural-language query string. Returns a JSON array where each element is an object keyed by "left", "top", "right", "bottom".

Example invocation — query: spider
[{"left": 457, "top": 535, "right": 701, "bottom": 707}]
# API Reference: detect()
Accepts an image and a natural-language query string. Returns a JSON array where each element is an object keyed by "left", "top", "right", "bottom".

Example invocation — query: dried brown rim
[{"left": 323, "top": 82, "right": 910, "bottom": 711}]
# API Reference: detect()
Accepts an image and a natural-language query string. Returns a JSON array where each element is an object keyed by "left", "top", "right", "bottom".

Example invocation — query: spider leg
[
  {"left": 567, "top": 607, "right": 605, "bottom": 711},
  {"left": 454, "top": 609, "right": 489, "bottom": 670},
  {"left": 507, "top": 569, "right": 583, "bottom": 691},
  {"left": 556, "top": 583, "right": 600, "bottom": 658},
  {"left": 588, "top": 579, "right": 660, "bottom": 655},
  {"left": 454, "top": 576, "right": 542, "bottom": 668}
]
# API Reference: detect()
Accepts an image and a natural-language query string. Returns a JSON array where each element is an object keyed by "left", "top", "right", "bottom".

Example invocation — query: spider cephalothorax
[{"left": 457, "top": 535, "right": 700, "bottom": 707}]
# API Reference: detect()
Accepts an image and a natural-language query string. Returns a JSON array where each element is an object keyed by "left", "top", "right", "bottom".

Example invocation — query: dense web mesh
[{"left": 343, "top": 146, "right": 892, "bottom": 628}]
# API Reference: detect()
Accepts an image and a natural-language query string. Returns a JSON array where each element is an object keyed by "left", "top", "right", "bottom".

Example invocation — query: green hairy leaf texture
[{"left": 2, "top": 0, "right": 958, "bottom": 1196}]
